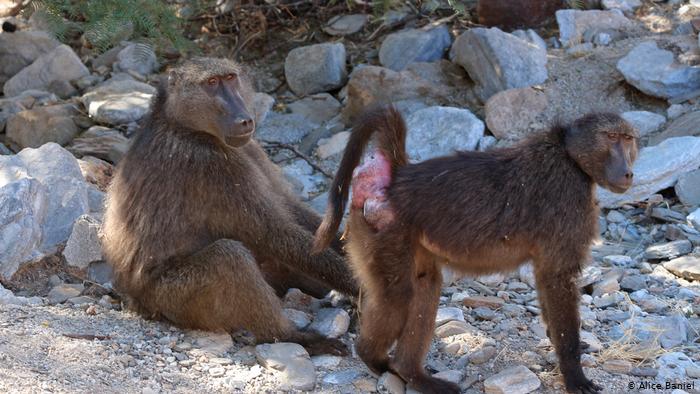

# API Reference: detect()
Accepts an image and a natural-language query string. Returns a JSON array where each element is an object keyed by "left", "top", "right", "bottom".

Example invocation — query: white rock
[
  {"left": 435, "top": 307, "right": 465, "bottom": 327},
  {"left": 81, "top": 78, "right": 156, "bottom": 125},
  {"left": 3, "top": 44, "right": 88, "bottom": 97},
  {"left": 62, "top": 214, "right": 103, "bottom": 269},
  {"left": 406, "top": 106, "right": 484, "bottom": 162},
  {"left": 676, "top": 170, "right": 700, "bottom": 206},
  {"left": 689, "top": 208, "right": 700, "bottom": 230},
  {"left": 597, "top": 136, "right": 700, "bottom": 208},
  {"left": 556, "top": 9, "right": 631, "bottom": 47},
  {"left": 255, "top": 343, "right": 316, "bottom": 391},
  {"left": 621, "top": 111, "right": 666, "bottom": 137},
  {"left": 656, "top": 352, "right": 699, "bottom": 384},
  {"left": 483, "top": 365, "right": 541, "bottom": 394}
]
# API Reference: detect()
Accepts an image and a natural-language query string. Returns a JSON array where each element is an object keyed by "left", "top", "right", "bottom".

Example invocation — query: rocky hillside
[{"left": 0, "top": 1, "right": 699, "bottom": 393}]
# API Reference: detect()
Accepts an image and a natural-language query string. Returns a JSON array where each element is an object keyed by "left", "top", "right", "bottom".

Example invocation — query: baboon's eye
[
  {"left": 207, "top": 77, "right": 218, "bottom": 85},
  {"left": 225, "top": 73, "right": 236, "bottom": 80},
  {"left": 607, "top": 132, "right": 618, "bottom": 141},
  {"left": 622, "top": 134, "right": 633, "bottom": 141}
]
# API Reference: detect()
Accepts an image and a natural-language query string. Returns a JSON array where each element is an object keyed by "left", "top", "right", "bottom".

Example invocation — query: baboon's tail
[{"left": 312, "top": 105, "right": 407, "bottom": 253}]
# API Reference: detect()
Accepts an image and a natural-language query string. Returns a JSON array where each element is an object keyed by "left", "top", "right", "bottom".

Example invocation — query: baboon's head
[
  {"left": 565, "top": 113, "right": 639, "bottom": 194},
  {"left": 165, "top": 57, "right": 256, "bottom": 147}
]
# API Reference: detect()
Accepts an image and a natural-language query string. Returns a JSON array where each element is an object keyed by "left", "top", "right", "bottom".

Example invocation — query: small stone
[
  {"left": 602, "top": 255, "right": 633, "bottom": 266},
  {"left": 651, "top": 208, "right": 687, "bottom": 223},
  {"left": 609, "top": 314, "right": 688, "bottom": 349},
  {"left": 0, "top": 31, "right": 60, "bottom": 87},
  {"left": 602, "top": 359, "right": 633, "bottom": 374},
  {"left": 47, "top": 283, "right": 84, "bottom": 304},
  {"left": 435, "top": 320, "right": 472, "bottom": 338},
  {"left": 255, "top": 343, "right": 316, "bottom": 391},
  {"left": 323, "top": 369, "right": 362, "bottom": 384},
  {"left": 630, "top": 289, "right": 668, "bottom": 313},
  {"left": 592, "top": 291, "right": 625, "bottom": 308},
  {"left": 566, "top": 42, "right": 594, "bottom": 57},
  {"left": 379, "top": 25, "right": 452, "bottom": 71},
  {"left": 630, "top": 367, "right": 658, "bottom": 377},
  {"left": 323, "top": 14, "right": 369, "bottom": 36},
  {"left": 377, "top": 372, "right": 405, "bottom": 394},
  {"left": 432, "top": 370, "right": 462, "bottom": 384},
  {"left": 474, "top": 307, "right": 497, "bottom": 320},
  {"left": 663, "top": 255, "right": 700, "bottom": 281},
  {"left": 435, "top": 307, "right": 465, "bottom": 326},
  {"left": 644, "top": 240, "right": 692, "bottom": 260},
  {"left": 189, "top": 331, "right": 234, "bottom": 356},
  {"left": 469, "top": 346, "right": 497, "bottom": 365},
  {"left": 602, "top": 0, "right": 642, "bottom": 13},
  {"left": 620, "top": 275, "right": 647, "bottom": 292},
  {"left": 283, "top": 308, "right": 312, "bottom": 330},
  {"left": 556, "top": 9, "right": 631, "bottom": 47},
  {"left": 689, "top": 208, "right": 700, "bottom": 230},
  {"left": 483, "top": 365, "right": 541, "bottom": 394},
  {"left": 209, "top": 367, "right": 225, "bottom": 377},
  {"left": 62, "top": 214, "right": 103, "bottom": 269},
  {"left": 591, "top": 276, "right": 620, "bottom": 298},
  {"left": 308, "top": 308, "right": 350, "bottom": 338},
  {"left": 285, "top": 43, "right": 347, "bottom": 96},
  {"left": 463, "top": 295, "right": 506, "bottom": 309},
  {"left": 311, "top": 355, "right": 342, "bottom": 369}
]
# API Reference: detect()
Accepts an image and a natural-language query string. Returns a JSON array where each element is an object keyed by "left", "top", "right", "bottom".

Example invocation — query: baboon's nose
[
  {"left": 625, "top": 171, "right": 633, "bottom": 179},
  {"left": 233, "top": 117, "right": 255, "bottom": 135}
]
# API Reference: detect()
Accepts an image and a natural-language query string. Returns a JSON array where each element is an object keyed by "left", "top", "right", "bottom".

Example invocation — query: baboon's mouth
[{"left": 226, "top": 131, "right": 254, "bottom": 147}]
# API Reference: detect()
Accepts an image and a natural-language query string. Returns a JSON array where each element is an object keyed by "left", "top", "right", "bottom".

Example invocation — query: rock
[
  {"left": 67, "top": 126, "right": 129, "bottom": 164},
  {"left": 282, "top": 159, "right": 323, "bottom": 200},
  {"left": 597, "top": 137, "right": 700, "bottom": 208},
  {"left": 663, "top": 256, "right": 700, "bottom": 281},
  {"left": 690, "top": 208, "right": 700, "bottom": 230},
  {"left": 656, "top": 352, "right": 698, "bottom": 384},
  {"left": 255, "top": 343, "right": 316, "bottom": 391},
  {"left": 311, "top": 355, "right": 342, "bottom": 369},
  {"left": 323, "top": 14, "right": 369, "bottom": 36},
  {"left": 602, "top": 0, "right": 642, "bottom": 13},
  {"left": 616, "top": 42, "right": 700, "bottom": 100},
  {"left": 189, "top": 331, "right": 234, "bottom": 356},
  {"left": 451, "top": 27, "right": 547, "bottom": 101},
  {"left": 0, "top": 98, "right": 25, "bottom": 132},
  {"left": 115, "top": 43, "right": 158, "bottom": 76},
  {"left": 323, "top": 369, "right": 362, "bottom": 384},
  {"left": 566, "top": 43, "right": 594, "bottom": 57},
  {"left": 469, "top": 346, "right": 497, "bottom": 364},
  {"left": 602, "top": 255, "right": 633, "bottom": 266},
  {"left": 485, "top": 88, "right": 547, "bottom": 140},
  {"left": 256, "top": 112, "right": 317, "bottom": 144},
  {"left": 6, "top": 104, "right": 79, "bottom": 149},
  {"left": 675, "top": 169, "right": 700, "bottom": 206},
  {"left": 62, "top": 214, "right": 103, "bottom": 269},
  {"left": 518, "top": 264, "right": 536, "bottom": 288},
  {"left": 483, "top": 365, "right": 541, "bottom": 394},
  {"left": 610, "top": 314, "right": 688, "bottom": 349},
  {"left": 252, "top": 92, "right": 275, "bottom": 125},
  {"left": 644, "top": 240, "right": 692, "bottom": 260},
  {"left": 316, "top": 131, "right": 349, "bottom": 160},
  {"left": 621, "top": 111, "right": 666, "bottom": 137},
  {"left": 81, "top": 78, "right": 156, "bottom": 125},
  {"left": 435, "top": 320, "right": 472, "bottom": 338},
  {"left": 0, "top": 283, "right": 41, "bottom": 305},
  {"left": 651, "top": 111, "right": 700, "bottom": 145},
  {"left": 283, "top": 308, "right": 312, "bottom": 330},
  {"left": 556, "top": 9, "right": 631, "bottom": 47},
  {"left": 477, "top": 0, "right": 561, "bottom": 30},
  {"left": 620, "top": 275, "right": 647, "bottom": 292},
  {"left": 405, "top": 106, "right": 484, "bottom": 162},
  {"left": 284, "top": 43, "right": 347, "bottom": 96},
  {"left": 462, "top": 295, "right": 505, "bottom": 309},
  {"left": 308, "top": 308, "right": 350, "bottom": 338},
  {"left": 0, "top": 143, "right": 89, "bottom": 278},
  {"left": 592, "top": 276, "right": 620, "bottom": 297},
  {"left": 341, "top": 65, "right": 446, "bottom": 123},
  {"left": 630, "top": 289, "right": 668, "bottom": 313},
  {"left": 47, "top": 283, "right": 84, "bottom": 304},
  {"left": 87, "top": 261, "right": 113, "bottom": 285},
  {"left": 511, "top": 29, "right": 547, "bottom": 51},
  {"left": 0, "top": 31, "right": 61, "bottom": 88},
  {"left": 436, "top": 307, "right": 465, "bottom": 327},
  {"left": 3, "top": 44, "right": 88, "bottom": 97},
  {"left": 652, "top": 207, "right": 686, "bottom": 223},
  {"left": 377, "top": 372, "right": 405, "bottom": 394},
  {"left": 593, "top": 291, "right": 625, "bottom": 308},
  {"left": 288, "top": 93, "right": 341, "bottom": 124},
  {"left": 78, "top": 156, "right": 114, "bottom": 192},
  {"left": 379, "top": 25, "right": 451, "bottom": 71},
  {"left": 602, "top": 359, "right": 633, "bottom": 374}
]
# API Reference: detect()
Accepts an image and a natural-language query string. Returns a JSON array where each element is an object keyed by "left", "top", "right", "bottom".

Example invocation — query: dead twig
[
  {"left": 62, "top": 333, "right": 111, "bottom": 341},
  {"left": 259, "top": 139, "right": 334, "bottom": 178}
]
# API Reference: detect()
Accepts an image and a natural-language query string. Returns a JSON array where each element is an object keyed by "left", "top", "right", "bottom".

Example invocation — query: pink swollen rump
[{"left": 350, "top": 150, "right": 396, "bottom": 231}]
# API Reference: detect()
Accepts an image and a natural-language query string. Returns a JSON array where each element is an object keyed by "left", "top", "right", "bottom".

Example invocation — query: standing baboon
[
  {"left": 102, "top": 58, "right": 358, "bottom": 355},
  {"left": 314, "top": 107, "right": 638, "bottom": 393}
]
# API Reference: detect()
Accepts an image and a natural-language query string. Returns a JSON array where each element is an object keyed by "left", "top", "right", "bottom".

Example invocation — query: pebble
[
  {"left": 47, "top": 283, "right": 84, "bottom": 304},
  {"left": 308, "top": 308, "right": 350, "bottom": 338},
  {"left": 435, "top": 321, "right": 472, "bottom": 338},
  {"left": 483, "top": 365, "right": 541, "bottom": 394},
  {"left": 255, "top": 343, "right": 316, "bottom": 391},
  {"left": 469, "top": 346, "right": 497, "bottom": 365},
  {"left": 603, "top": 359, "right": 633, "bottom": 374},
  {"left": 462, "top": 295, "right": 505, "bottom": 309}
]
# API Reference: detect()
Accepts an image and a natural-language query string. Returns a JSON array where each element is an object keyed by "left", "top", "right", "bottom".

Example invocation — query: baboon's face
[
  {"left": 166, "top": 58, "right": 256, "bottom": 147},
  {"left": 566, "top": 114, "right": 639, "bottom": 194}
]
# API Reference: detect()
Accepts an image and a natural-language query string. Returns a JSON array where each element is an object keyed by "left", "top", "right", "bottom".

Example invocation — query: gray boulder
[
  {"left": 451, "top": 27, "right": 547, "bottom": 101},
  {"left": 556, "top": 9, "right": 631, "bottom": 47},
  {"left": 597, "top": 136, "right": 700, "bottom": 208},
  {"left": 485, "top": 87, "right": 547, "bottom": 140},
  {"left": 0, "top": 143, "right": 90, "bottom": 278},
  {"left": 0, "top": 31, "right": 60, "bottom": 87},
  {"left": 675, "top": 169, "right": 700, "bottom": 206},
  {"left": 67, "top": 126, "right": 129, "bottom": 164},
  {"left": 288, "top": 93, "right": 341, "bottom": 124},
  {"left": 406, "top": 106, "right": 484, "bottom": 162},
  {"left": 63, "top": 214, "right": 103, "bottom": 269},
  {"left": 6, "top": 104, "right": 80, "bottom": 149},
  {"left": 81, "top": 78, "right": 156, "bottom": 125},
  {"left": 617, "top": 42, "right": 700, "bottom": 100},
  {"left": 256, "top": 112, "right": 318, "bottom": 144},
  {"left": 621, "top": 111, "right": 666, "bottom": 137},
  {"left": 379, "top": 25, "right": 451, "bottom": 71},
  {"left": 115, "top": 43, "right": 158, "bottom": 75},
  {"left": 649, "top": 110, "right": 700, "bottom": 145},
  {"left": 284, "top": 43, "right": 347, "bottom": 96},
  {"left": 323, "top": 14, "right": 369, "bottom": 36},
  {"left": 3, "top": 45, "right": 89, "bottom": 97}
]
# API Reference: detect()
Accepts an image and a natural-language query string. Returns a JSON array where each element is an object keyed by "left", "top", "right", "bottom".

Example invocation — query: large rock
[
  {"left": 556, "top": 9, "right": 631, "bottom": 47},
  {"left": 477, "top": 0, "right": 561, "bottom": 29},
  {"left": 451, "top": 27, "right": 547, "bottom": 101},
  {"left": 405, "top": 106, "right": 484, "bottom": 162},
  {"left": 597, "top": 136, "right": 700, "bottom": 208},
  {"left": 255, "top": 343, "right": 316, "bottom": 391},
  {"left": 6, "top": 104, "right": 79, "bottom": 149},
  {"left": 617, "top": 42, "right": 700, "bottom": 100},
  {"left": 115, "top": 43, "right": 158, "bottom": 75},
  {"left": 483, "top": 365, "right": 541, "bottom": 394},
  {"left": 287, "top": 93, "right": 341, "bottom": 124},
  {"left": 62, "top": 214, "right": 103, "bottom": 269},
  {"left": 379, "top": 25, "right": 451, "bottom": 71},
  {"left": 663, "top": 256, "right": 700, "bottom": 281},
  {"left": 81, "top": 78, "right": 156, "bottom": 125},
  {"left": 0, "top": 143, "right": 90, "bottom": 278},
  {"left": 67, "top": 126, "right": 129, "bottom": 164},
  {"left": 323, "top": 14, "right": 369, "bottom": 36},
  {"left": 621, "top": 111, "right": 666, "bottom": 137},
  {"left": 341, "top": 65, "right": 446, "bottom": 123},
  {"left": 0, "top": 31, "right": 60, "bottom": 87},
  {"left": 256, "top": 112, "right": 317, "bottom": 144},
  {"left": 609, "top": 314, "right": 688, "bottom": 349},
  {"left": 649, "top": 110, "right": 700, "bottom": 145},
  {"left": 3, "top": 45, "right": 89, "bottom": 97},
  {"left": 485, "top": 87, "right": 547, "bottom": 139},
  {"left": 676, "top": 169, "right": 700, "bottom": 206},
  {"left": 284, "top": 43, "right": 347, "bottom": 96}
]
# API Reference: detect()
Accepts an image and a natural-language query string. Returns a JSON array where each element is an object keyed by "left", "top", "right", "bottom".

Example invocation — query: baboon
[
  {"left": 102, "top": 58, "right": 358, "bottom": 355},
  {"left": 314, "top": 107, "right": 638, "bottom": 393}
]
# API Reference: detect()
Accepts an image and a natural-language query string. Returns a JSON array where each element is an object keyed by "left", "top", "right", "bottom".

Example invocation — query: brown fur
[
  {"left": 315, "top": 107, "right": 638, "bottom": 393},
  {"left": 102, "top": 58, "right": 358, "bottom": 356}
]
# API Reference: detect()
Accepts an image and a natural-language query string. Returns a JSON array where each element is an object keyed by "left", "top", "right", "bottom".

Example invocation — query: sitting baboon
[
  {"left": 102, "top": 58, "right": 358, "bottom": 355},
  {"left": 314, "top": 107, "right": 638, "bottom": 393}
]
